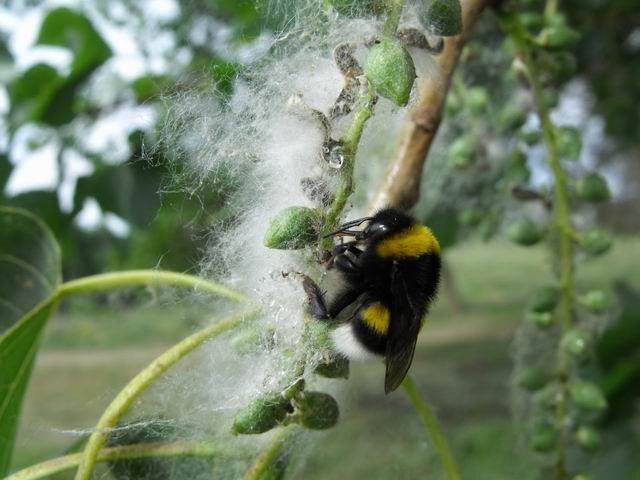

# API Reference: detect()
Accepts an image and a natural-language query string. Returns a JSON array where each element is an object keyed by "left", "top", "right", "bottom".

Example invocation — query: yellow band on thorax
[{"left": 376, "top": 225, "right": 440, "bottom": 258}]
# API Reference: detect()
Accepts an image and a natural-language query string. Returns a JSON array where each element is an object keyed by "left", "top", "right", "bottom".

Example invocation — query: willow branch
[{"left": 369, "top": 0, "right": 489, "bottom": 212}]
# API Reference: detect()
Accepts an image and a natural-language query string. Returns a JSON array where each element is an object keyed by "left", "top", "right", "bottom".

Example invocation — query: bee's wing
[{"left": 384, "top": 262, "right": 422, "bottom": 394}]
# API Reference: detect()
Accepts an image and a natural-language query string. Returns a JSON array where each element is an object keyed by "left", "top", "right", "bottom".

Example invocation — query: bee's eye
[{"left": 361, "top": 222, "right": 388, "bottom": 240}]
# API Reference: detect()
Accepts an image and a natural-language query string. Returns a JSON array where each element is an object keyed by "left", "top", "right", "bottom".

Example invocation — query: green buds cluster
[
  {"left": 448, "top": 134, "right": 476, "bottom": 168},
  {"left": 232, "top": 385, "right": 341, "bottom": 435},
  {"left": 420, "top": 0, "right": 463, "bottom": 37},
  {"left": 364, "top": 38, "right": 416, "bottom": 106},
  {"left": 264, "top": 207, "right": 322, "bottom": 250},
  {"left": 507, "top": 218, "right": 543, "bottom": 246}
]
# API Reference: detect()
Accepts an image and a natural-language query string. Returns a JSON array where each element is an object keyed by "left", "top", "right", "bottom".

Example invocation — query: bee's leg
[
  {"left": 327, "top": 287, "right": 362, "bottom": 318},
  {"left": 333, "top": 253, "right": 362, "bottom": 277},
  {"left": 302, "top": 275, "right": 362, "bottom": 322},
  {"left": 302, "top": 275, "right": 330, "bottom": 321}
]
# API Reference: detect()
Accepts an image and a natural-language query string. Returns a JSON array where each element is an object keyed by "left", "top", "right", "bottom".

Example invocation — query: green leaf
[
  {"left": 8, "top": 8, "right": 112, "bottom": 128},
  {"left": 0, "top": 207, "right": 62, "bottom": 476},
  {"left": 36, "top": 7, "right": 112, "bottom": 78},
  {"left": 420, "top": 0, "right": 463, "bottom": 37},
  {"left": 7, "top": 63, "right": 64, "bottom": 127}
]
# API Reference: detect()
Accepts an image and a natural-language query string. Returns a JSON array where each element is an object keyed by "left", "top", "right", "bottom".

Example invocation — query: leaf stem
[
  {"left": 57, "top": 270, "right": 250, "bottom": 304},
  {"left": 8, "top": 441, "right": 243, "bottom": 480},
  {"left": 402, "top": 375, "right": 460, "bottom": 480},
  {"left": 383, "top": 0, "right": 405, "bottom": 36},
  {"left": 241, "top": 426, "right": 297, "bottom": 480},
  {"left": 73, "top": 309, "right": 259, "bottom": 480}
]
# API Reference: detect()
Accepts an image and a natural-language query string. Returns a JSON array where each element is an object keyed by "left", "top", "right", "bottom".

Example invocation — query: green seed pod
[
  {"left": 569, "top": 381, "right": 608, "bottom": 412},
  {"left": 557, "top": 126, "right": 582, "bottom": 161},
  {"left": 466, "top": 87, "right": 489, "bottom": 114},
  {"left": 315, "top": 356, "right": 350, "bottom": 379},
  {"left": 507, "top": 218, "right": 542, "bottom": 246},
  {"left": 533, "top": 384, "right": 560, "bottom": 408},
  {"left": 582, "top": 228, "right": 612, "bottom": 256},
  {"left": 514, "top": 367, "right": 550, "bottom": 392},
  {"left": 448, "top": 134, "right": 476, "bottom": 168},
  {"left": 561, "top": 328, "right": 592, "bottom": 360},
  {"left": 530, "top": 423, "right": 556, "bottom": 453},
  {"left": 297, "top": 391, "right": 340, "bottom": 430},
  {"left": 575, "top": 425, "right": 600, "bottom": 451},
  {"left": 264, "top": 206, "right": 321, "bottom": 250},
  {"left": 420, "top": 0, "right": 463, "bottom": 37},
  {"left": 535, "top": 16, "right": 580, "bottom": 49},
  {"left": 527, "top": 311, "right": 554, "bottom": 329},
  {"left": 581, "top": 289, "right": 613, "bottom": 314},
  {"left": 364, "top": 38, "right": 416, "bottom": 106},
  {"left": 529, "top": 286, "right": 560, "bottom": 313},
  {"left": 497, "top": 104, "right": 527, "bottom": 132},
  {"left": 232, "top": 394, "right": 290, "bottom": 434},
  {"left": 577, "top": 173, "right": 611, "bottom": 203}
]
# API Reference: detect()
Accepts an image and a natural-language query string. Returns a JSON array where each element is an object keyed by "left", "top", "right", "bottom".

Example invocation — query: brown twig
[{"left": 369, "top": 0, "right": 489, "bottom": 212}]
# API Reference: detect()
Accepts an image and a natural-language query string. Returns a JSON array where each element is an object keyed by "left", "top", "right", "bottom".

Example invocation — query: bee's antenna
[{"left": 323, "top": 216, "right": 372, "bottom": 238}]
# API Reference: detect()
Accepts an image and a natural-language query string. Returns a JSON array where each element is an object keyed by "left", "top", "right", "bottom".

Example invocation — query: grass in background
[{"left": 12, "top": 237, "right": 640, "bottom": 477}]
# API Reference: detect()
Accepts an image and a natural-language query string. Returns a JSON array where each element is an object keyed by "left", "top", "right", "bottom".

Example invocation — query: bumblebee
[{"left": 304, "top": 207, "right": 441, "bottom": 393}]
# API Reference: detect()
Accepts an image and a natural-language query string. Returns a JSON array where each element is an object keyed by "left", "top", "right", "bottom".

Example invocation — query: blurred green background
[{"left": 1, "top": 0, "right": 639, "bottom": 479}]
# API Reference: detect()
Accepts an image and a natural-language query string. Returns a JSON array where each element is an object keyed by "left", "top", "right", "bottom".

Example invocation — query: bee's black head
[
  {"left": 324, "top": 208, "right": 415, "bottom": 243},
  {"left": 359, "top": 208, "right": 415, "bottom": 242}
]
